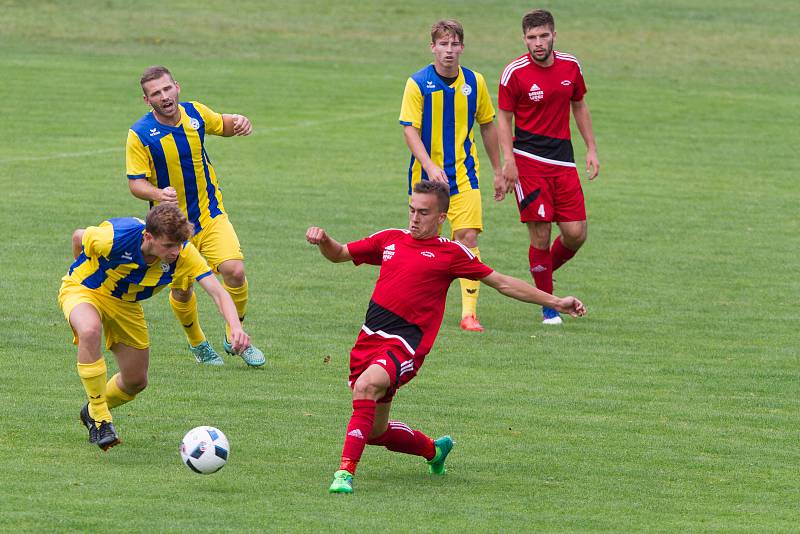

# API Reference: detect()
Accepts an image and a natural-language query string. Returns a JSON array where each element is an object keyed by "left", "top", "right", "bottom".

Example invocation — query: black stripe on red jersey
[
  {"left": 364, "top": 300, "right": 422, "bottom": 353},
  {"left": 386, "top": 350, "right": 401, "bottom": 386},
  {"left": 514, "top": 127, "right": 575, "bottom": 164}
]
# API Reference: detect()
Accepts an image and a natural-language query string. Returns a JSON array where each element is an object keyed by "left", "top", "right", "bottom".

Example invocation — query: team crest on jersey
[
  {"left": 461, "top": 83, "right": 472, "bottom": 96},
  {"left": 383, "top": 243, "right": 396, "bottom": 261},
  {"left": 189, "top": 118, "right": 200, "bottom": 130},
  {"left": 160, "top": 262, "right": 170, "bottom": 272},
  {"left": 561, "top": 80, "right": 572, "bottom": 86},
  {"left": 528, "top": 84, "right": 544, "bottom": 101}
]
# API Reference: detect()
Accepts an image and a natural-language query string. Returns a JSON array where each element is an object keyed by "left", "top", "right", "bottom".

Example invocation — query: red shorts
[
  {"left": 513, "top": 168, "right": 586, "bottom": 223},
  {"left": 349, "top": 339, "right": 423, "bottom": 403}
]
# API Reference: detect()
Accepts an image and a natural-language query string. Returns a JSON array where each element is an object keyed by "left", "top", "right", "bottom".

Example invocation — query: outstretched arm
[
  {"left": 197, "top": 275, "right": 250, "bottom": 353},
  {"left": 571, "top": 99, "right": 599, "bottom": 180},
  {"left": 481, "top": 271, "right": 587, "bottom": 317},
  {"left": 306, "top": 227, "right": 353, "bottom": 263},
  {"left": 222, "top": 114, "right": 253, "bottom": 137}
]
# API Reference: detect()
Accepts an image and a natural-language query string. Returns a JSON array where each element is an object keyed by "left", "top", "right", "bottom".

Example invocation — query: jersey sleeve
[
  {"left": 474, "top": 73, "right": 496, "bottom": 125},
  {"left": 449, "top": 242, "right": 494, "bottom": 280},
  {"left": 497, "top": 69, "right": 518, "bottom": 112},
  {"left": 399, "top": 78, "right": 423, "bottom": 128},
  {"left": 192, "top": 101, "right": 224, "bottom": 136},
  {"left": 173, "top": 242, "right": 213, "bottom": 285},
  {"left": 125, "top": 130, "right": 151, "bottom": 180},
  {"left": 571, "top": 62, "right": 587, "bottom": 101},
  {"left": 81, "top": 223, "right": 114, "bottom": 258},
  {"left": 348, "top": 229, "right": 397, "bottom": 266}
]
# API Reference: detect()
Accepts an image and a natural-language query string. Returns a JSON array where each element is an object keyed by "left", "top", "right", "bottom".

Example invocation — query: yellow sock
[
  {"left": 223, "top": 278, "right": 248, "bottom": 339},
  {"left": 77, "top": 359, "right": 112, "bottom": 424},
  {"left": 105, "top": 373, "right": 136, "bottom": 409},
  {"left": 170, "top": 292, "right": 206, "bottom": 347},
  {"left": 460, "top": 247, "right": 481, "bottom": 318}
]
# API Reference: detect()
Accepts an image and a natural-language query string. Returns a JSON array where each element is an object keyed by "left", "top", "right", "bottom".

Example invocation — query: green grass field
[{"left": 1, "top": 0, "right": 798, "bottom": 531}]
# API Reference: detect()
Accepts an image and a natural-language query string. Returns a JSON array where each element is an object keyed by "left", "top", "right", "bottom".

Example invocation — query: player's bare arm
[
  {"left": 571, "top": 99, "right": 599, "bottom": 180},
  {"left": 481, "top": 271, "right": 587, "bottom": 317},
  {"left": 197, "top": 275, "right": 251, "bottom": 353},
  {"left": 305, "top": 227, "right": 353, "bottom": 263},
  {"left": 478, "top": 121, "right": 505, "bottom": 201},
  {"left": 129, "top": 179, "right": 178, "bottom": 203},
  {"left": 222, "top": 114, "right": 252, "bottom": 137},
  {"left": 497, "top": 109, "right": 519, "bottom": 194},
  {"left": 402, "top": 125, "right": 449, "bottom": 184},
  {"left": 71, "top": 229, "right": 85, "bottom": 259}
]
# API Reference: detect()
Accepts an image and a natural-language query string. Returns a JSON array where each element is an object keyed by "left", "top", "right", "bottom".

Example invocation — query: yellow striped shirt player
[
  {"left": 399, "top": 20, "right": 502, "bottom": 333},
  {"left": 58, "top": 204, "right": 251, "bottom": 451},
  {"left": 126, "top": 65, "right": 264, "bottom": 366}
]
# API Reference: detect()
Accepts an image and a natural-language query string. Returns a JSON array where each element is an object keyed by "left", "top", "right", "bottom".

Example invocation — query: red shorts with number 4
[
  {"left": 514, "top": 168, "right": 586, "bottom": 223},
  {"left": 348, "top": 336, "right": 422, "bottom": 404}
]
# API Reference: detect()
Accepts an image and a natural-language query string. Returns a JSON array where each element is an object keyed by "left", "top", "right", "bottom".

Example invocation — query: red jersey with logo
[
  {"left": 498, "top": 51, "right": 586, "bottom": 176},
  {"left": 346, "top": 228, "right": 493, "bottom": 359}
]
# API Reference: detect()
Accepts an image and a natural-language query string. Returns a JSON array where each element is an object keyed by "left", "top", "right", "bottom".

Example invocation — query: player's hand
[
  {"left": 159, "top": 186, "right": 178, "bottom": 203},
  {"left": 227, "top": 327, "right": 250, "bottom": 354},
  {"left": 423, "top": 164, "right": 449, "bottom": 184},
  {"left": 555, "top": 296, "right": 587, "bottom": 318},
  {"left": 232, "top": 114, "right": 253, "bottom": 136},
  {"left": 306, "top": 226, "right": 329, "bottom": 245},
  {"left": 493, "top": 168, "right": 507, "bottom": 201},
  {"left": 586, "top": 149, "right": 600, "bottom": 180},
  {"left": 502, "top": 159, "right": 519, "bottom": 192}
]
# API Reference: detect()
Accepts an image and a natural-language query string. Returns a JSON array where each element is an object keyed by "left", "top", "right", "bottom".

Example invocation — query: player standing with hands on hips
[
  {"left": 307, "top": 181, "right": 586, "bottom": 494},
  {"left": 126, "top": 66, "right": 265, "bottom": 366},
  {"left": 497, "top": 9, "right": 600, "bottom": 325}
]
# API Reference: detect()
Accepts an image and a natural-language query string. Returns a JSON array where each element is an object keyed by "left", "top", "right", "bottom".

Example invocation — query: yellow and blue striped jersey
[
  {"left": 63, "top": 218, "right": 212, "bottom": 302},
  {"left": 399, "top": 65, "right": 495, "bottom": 196},
  {"left": 126, "top": 101, "right": 226, "bottom": 235}
]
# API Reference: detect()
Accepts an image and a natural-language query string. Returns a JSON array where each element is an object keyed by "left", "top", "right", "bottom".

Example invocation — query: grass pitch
[{"left": 0, "top": 0, "right": 798, "bottom": 532}]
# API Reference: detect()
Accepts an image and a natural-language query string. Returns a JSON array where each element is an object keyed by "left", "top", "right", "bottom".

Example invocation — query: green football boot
[
  {"left": 189, "top": 340, "right": 224, "bottom": 365},
  {"left": 427, "top": 436, "right": 454, "bottom": 475},
  {"left": 328, "top": 470, "right": 354, "bottom": 494},
  {"left": 223, "top": 336, "right": 266, "bottom": 367}
]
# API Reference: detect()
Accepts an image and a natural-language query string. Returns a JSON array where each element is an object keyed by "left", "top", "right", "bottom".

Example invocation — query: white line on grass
[{"left": 0, "top": 109, "right": 395, "bottom": 165}]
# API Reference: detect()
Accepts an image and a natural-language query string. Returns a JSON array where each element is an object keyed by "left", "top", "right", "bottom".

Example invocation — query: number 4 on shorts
[{"left": 537, "top": 204, "right": 546, "bottom": 218}]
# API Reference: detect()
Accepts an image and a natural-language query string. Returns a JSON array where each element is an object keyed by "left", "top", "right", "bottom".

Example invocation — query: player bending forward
[
  {"left": 306, "top": 180, "right": 586, "bottom": 494},
  {"left": 58, "top": 204, "right": 250, "bottom": 450}
]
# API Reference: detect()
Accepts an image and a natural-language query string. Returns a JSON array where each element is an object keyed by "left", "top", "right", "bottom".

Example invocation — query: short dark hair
[
  {"left": 430, "top": 19, "right": 464, "bottom": 43},
  {"left": 413, "top": 180, "right": 450, "bottom": 213},
  {"left": 146, "top": 204, "right": 193, "bottom": 242},
  {"left": 522, "top": 9, "right": 555, "bottom": 33},
  {"left": 140, "top": 66, "right": 174, "bottom": 89}
]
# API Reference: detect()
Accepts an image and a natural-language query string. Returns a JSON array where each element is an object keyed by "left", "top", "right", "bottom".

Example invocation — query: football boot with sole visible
[
  {"left": 96, "top": 421, "right": 121, "bottom": 451},
  {"left": 223, "top": 337, "right": 266, "bottom": 367}
]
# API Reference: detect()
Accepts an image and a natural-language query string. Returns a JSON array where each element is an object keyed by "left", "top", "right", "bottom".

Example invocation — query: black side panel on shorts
[
  {"left": 365, "top": 300, "right": 423, "bottom": 352},
  {"left": 514, "top": 127, "right": 575, "bottom": 163}
]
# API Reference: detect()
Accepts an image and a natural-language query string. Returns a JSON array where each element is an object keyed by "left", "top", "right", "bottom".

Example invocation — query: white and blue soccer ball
[{"left": 180, "top": 426, "right": 229, "bottom": 474}]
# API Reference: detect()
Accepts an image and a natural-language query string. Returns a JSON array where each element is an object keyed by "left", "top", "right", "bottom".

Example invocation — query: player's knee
[
  {"left": 454, "top": 229, "right": 479, "bottom": 248},
  {"left": 563, "top": 225, "right": 588, "bottom": 249},
  {"left": 123, "top": 374, "right": 148, "bottom": 393},
  {"left": 220, "top": 261, "right": 245, "bottom": 287},
  {"left": 75, "top": 322, "right": 102, "bottom": 347},
  {"left": 352, "top": 378, "right": 386, "bottom": 401}
]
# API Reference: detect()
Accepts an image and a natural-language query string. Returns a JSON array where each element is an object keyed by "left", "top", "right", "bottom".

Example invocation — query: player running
[
  {"left": 59, "top": 204, "right": 250, "bottom": 450},
  {"left": 497, "top": 9, "right": 600, "bottom": 325},
  {"left": 306, "top": 181, "right": 586, "bottom": 494},
  {"left": 126, "top": 65, "right": 265, "bottom": 366}
]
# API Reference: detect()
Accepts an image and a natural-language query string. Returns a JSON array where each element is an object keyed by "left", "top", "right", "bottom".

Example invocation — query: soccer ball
[{"left": 180, "top": 426, "right": 229, "bottom": 474}]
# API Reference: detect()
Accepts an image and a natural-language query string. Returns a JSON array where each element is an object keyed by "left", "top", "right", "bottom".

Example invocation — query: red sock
[
  {"left": 339, "top": 399, "right": 376, "bottom": 474},
  {"left": 368, "top": 420, "right": 436, "bottom": 460},
  {"left": 551, "top": 235, "right": 577, "bottom": 272},
  {"left": 528, "top": 246, "right": 553, "bottom": 294}
]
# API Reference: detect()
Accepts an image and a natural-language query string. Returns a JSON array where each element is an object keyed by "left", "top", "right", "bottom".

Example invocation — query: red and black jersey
[
  {"left": 498, "top": 51, "right": 586, "bottom": 176},
  {"left": 347, "top": 229, "right": 493, "bottom": 358}
]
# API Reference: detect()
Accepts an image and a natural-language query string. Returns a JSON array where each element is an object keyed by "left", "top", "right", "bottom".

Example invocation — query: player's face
[
  {"left": 408, "top": 192, "right": 447, "bottom": 240},
  {"left": 142, "top": 74, "right": 181, "bottom": 123},
  {"left": 142, "top": 232, "right": 182, "bottom": 264},
  {"left": 430, "top": 32, "right": 464, "bottom": 74},
  {"left": 524, "top": 25, "right": 556, "bottom": 65}
]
